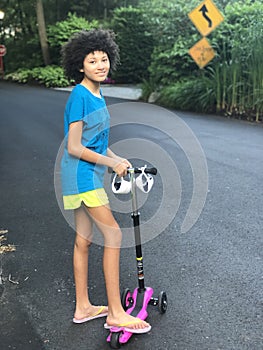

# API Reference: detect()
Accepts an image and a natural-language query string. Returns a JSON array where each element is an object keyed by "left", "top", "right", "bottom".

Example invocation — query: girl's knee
[
  {"left": 75, "top": 234, "right": 92, "bottom": 252},
  {"left": 104, "top": 227, "right": 122, "bottom": 248}
]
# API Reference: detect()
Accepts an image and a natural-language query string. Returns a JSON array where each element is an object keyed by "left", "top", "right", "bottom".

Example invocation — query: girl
[{"left": 61, "top": 29, "right": 151, "bottom": 333}]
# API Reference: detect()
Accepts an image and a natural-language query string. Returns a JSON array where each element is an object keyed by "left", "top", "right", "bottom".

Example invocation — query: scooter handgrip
[
  {"left": 134, "top": 167, "right": 157, "bottom": 175},
  {"left": 108, "top": 166, "right": 157, "bottom": 175},
  {"left": 145, "top": 167, "right": 157, "bottom": 175}
]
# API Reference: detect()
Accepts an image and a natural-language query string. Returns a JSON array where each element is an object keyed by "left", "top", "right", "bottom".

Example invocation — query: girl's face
[{"left": 81, "top": 51, "right": 110, "bottom": 83}]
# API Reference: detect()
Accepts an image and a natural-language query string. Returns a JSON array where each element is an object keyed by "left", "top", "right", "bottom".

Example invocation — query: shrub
[
  {"left": 157, "top": 77, "right": 216, "bottom": 113},
  {"left": 47, "top": 13, "right": 99, "bottom": 48},
  {"left": 111, "top": 6, "right": 154, "bottom": 83},
  {"left": 4, "top": 66, "right": 71, "bottom": 87},
  {"left": 4, "top": 69, "right": 33, "bottom": 84},
  {"left": 139, "top": 0, "right": 199, "bottom": 86},
  {"left": 47, "top": 13, "right": 99, "bottom": 65},
  {"left": 4, "top": 35, "right": 43, "bottom": 73},
  {"left": 32, "top": 66, "right": 72, "bottom": 87},
  {"left": 141, "top": 0, "right": 263, "bottom": 120}
]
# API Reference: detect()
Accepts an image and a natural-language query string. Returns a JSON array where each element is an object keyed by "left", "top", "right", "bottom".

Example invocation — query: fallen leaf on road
[{"left": 0, "top": 244, "right": 16, "bottom": 254}]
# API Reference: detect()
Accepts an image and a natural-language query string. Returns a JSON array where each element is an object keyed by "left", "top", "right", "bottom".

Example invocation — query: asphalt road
[{"left": 0, "top": 82, "right": 262, "bottom": 350}]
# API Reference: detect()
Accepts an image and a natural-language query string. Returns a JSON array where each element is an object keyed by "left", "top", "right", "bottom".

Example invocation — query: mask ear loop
[
  {"left": 112, "top": 173, "right": 132, "bottom": 194},
  {"left": 136, "top": 165, "right": 154, "bottom": 193},
  {"left": 136, "top": 166, "right": 147, "bottom": 192},
  {"left": 112, "top": 173, "right": 120, "bottom": 193},
  {"left": 141, "top": 167, "right": 148, "bottom": 188}
]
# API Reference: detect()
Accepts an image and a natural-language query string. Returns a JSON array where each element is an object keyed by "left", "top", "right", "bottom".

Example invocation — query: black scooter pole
[{"left": 129, "top": 168, "right": 145, "bottom": 292}]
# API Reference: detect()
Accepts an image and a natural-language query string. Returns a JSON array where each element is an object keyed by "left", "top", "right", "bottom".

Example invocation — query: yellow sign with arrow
[{"left": 188, "top": 0, "right": 224, "bottom": 37}]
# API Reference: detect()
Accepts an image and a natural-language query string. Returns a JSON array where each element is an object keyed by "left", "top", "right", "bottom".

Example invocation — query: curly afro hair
[{"left": 61, "top": 29, "right": 120, "bottom": 84}]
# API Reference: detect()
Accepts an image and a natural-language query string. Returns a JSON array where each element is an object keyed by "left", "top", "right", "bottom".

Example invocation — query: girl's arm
[
  {"left": 107, "top": 148, "right": 132, "bottom": 168},
  {"left": 67, "top": 121, "right": 129, "bottom": 176}
]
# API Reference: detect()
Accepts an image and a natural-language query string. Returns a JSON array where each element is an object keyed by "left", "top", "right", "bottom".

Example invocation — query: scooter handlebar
[
  {"left": 134, "top": 167, "right": 157, "bottom": 175},
  {"left": 108, "top": 166, "right": 157, "bottom": 175}
]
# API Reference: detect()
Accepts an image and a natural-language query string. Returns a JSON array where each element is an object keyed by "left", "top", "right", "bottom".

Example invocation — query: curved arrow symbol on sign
[{"left": 199, "top": 4, "right": 212, "bottom": 28}]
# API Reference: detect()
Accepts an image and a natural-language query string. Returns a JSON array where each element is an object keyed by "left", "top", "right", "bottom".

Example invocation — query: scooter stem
[{"left": 129, "top": 168, "right": 145, "bottom": 292}]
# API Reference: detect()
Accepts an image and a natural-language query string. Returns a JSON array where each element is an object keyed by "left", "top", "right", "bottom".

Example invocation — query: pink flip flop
[{"left": 73, "top": 306, "right": 108, "bottom": 324}]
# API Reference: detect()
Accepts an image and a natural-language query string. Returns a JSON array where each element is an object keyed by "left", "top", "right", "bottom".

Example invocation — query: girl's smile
[{"left": 81, "top": 51, "right": 110, "bottom": 83}]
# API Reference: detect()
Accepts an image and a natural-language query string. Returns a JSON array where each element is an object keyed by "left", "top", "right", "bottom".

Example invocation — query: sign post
[
  {"left": 188, "top": 0, "right": 224, "bottom": 68},
  {"left": 0, "top": 44, "right": 6, "bottom": 78}
]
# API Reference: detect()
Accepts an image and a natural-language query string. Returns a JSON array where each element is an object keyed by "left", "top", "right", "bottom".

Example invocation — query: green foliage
[
  {"left": 47, "top": 13, "right": 99, "bottom": 48},
  {"left": 0, "top": 0, "right": 37, "bottom": 38},
  {"left": 140, "top": 78, "right": 158, "bottom": 101},
  {"left": 4, "top": 68, "right": 33, "bottom": 84},
  {"left": 3, "top": 35, "right": 43, "bottom": 73},
  {"left": 68, "top": 0, "right": 139, "bottom": 20},
  {"left": 4, "top": 66, "right": 71, "bottom": 87},
  {"left": 1, "top": 0, "right": 262, "bottom": 121},
  {"left": 138, "top": 0, "right": 200, "bottom": 86},
  {"left": 111, "top": 6, "right": 154, "bottom": 83},
  {"left": 46, "top": 13, "right": 99, "bottom": 66},
  {"left": 1, "top": 1, "right": 136, "bottom": 70},
  {"left": 157, "top": 76, "right": 216, "bottom": 113},
  {"left": 207, "top": 0, "right": 263, "bottom": 120},
  {"left": 139, "top": 0, "right": 197, "bottom": 48},
  {"left": 248, "top": 25, "right": 263, "bottom": 122},
  {"left": 32, "top": 66, "right": 72, "bottom": 87},
  {"left": 148, "top": 37, "right": 199, "bottom": 86},
  {"left": 140, "top": 0, "right": 263, "bottom": 121}
]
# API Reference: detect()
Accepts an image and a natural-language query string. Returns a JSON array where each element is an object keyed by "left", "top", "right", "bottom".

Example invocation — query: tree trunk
[
  {"left": 103, "top": 0, "right": 107, "bottom": 20},
  {"left": 36, "top": 0, "right": 50, "bottom": 66}
]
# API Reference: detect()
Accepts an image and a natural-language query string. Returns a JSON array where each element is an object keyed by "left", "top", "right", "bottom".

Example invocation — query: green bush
[
  {"left": 4, "top": 68, "right": 33, "bottom": 84},
  {"left": 140, "top": 78, "right": 158, "bottom": 101},
  {"left": 157, "top": 77, "right": 216, "bottom": 113},
  {"left": 47, "top": 13, "right": 100, "bottom": 65},
  {"left": 111, "top": 6, "right": 154, "bottom": 83},
  {"left": 32, "top": 66, "right": 72, "bottom": 87},
  {"left": 141, "top": 0, "right": 263, "bottom": 121},
  {"left": 4, "top": 66, "right": 71, "bottom": 87},
  {"left": 4, "top": 35, "right": 43, "bottom": 73},
  {"left": 139, "top": 0, "right": 199, "bottom": 86},
  {"left": 47, "top": 13, "right": 99, "bottom": 48},
  {"left": 210, "top": 0, "right": 263, "bottom": 121}
]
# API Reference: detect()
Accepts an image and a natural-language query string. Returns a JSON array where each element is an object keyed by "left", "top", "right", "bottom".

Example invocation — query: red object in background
[
  {"left": 0, "top": 44, "right": 6, "bottom": 56},
  {"left": 0, "top": 45, "right": 6, "bottom": 77}
]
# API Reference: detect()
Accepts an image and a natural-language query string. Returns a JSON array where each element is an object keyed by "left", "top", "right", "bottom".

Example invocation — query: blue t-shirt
[{"left": 61, "top": 84, "right": 110, "bottom": 195}]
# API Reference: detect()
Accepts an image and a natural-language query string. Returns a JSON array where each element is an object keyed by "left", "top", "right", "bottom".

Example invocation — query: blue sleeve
[{"left": 65, "top": 88, "right": 84, "bottom": 124}]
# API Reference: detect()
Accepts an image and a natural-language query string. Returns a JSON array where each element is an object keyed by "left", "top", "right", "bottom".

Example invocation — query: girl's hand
[
  {"left": 119, "top": 158, "right": 132, "bottom": 169},
  {"left": 112, "top": 158, "right": 132, "bottom": 177},
  {"left": 107, "top": 149, "right": 132, "bottom": 176}
]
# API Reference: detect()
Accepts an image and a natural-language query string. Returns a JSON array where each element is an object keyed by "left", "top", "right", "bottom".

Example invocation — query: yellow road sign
[
  {"left": 188, "top": 0, "right": 224, "bottom": 37},
  {"left": 189, "top": 37, "right": 215, "bottom": 68}
]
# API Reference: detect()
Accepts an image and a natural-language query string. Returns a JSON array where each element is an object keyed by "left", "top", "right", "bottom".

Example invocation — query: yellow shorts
[{"left": 63, "top": 188, "right": 109, "bottom": 210}]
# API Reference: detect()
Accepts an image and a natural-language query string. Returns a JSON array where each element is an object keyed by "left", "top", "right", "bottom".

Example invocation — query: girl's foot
[
  {"left": 105, "top": 313, "right": 151, "bottom": 333},
  {"left": 73, "top": 305, "right": 108, "bottom": 324}
]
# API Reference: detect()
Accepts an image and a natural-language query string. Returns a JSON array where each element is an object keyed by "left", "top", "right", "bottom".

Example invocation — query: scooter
[{"left": 107, "top": 166, "right": 167, "bottom": 349}]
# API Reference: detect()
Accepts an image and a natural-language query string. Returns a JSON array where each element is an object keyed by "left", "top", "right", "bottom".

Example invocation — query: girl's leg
[
  {"left": 73, "top": 205, "right": 107, "bottom": 320},
  {"left": 87, "top": 205, "right": 150, "bottom": 330}
]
